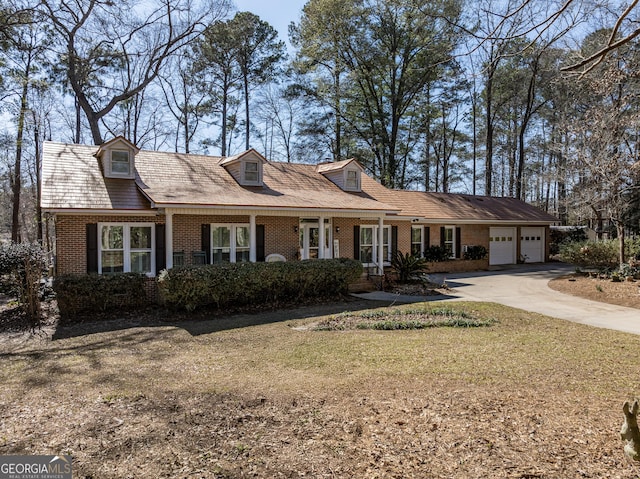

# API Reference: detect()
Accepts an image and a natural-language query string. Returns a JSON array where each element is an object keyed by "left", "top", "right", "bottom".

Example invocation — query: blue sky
[{"left": 233, "top": 0, "right": 307, "bottom": 48}]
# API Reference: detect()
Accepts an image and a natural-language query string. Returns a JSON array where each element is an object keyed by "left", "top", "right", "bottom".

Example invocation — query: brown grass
[{"left": 1, "top": 299, "right": 640, "bottom": 478}]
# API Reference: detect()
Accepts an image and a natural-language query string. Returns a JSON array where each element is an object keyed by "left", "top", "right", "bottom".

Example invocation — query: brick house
[{"left": 41, "top": 137, "right": 557, "bottom": 283}]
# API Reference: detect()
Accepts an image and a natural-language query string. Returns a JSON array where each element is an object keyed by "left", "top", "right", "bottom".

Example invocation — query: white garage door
[
  {"left": 521, "top": 227, "right": 544, "bottom": 263},
  {"left": 489, "top": 227, "right": 516, "bottom": 265}
]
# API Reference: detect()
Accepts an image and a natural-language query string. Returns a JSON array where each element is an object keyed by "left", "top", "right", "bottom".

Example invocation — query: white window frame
[
  {"left": 444, "top": 225, "right": 456, "bottom": 259},
  {"left": 211, "top": 223, "right": 251, "bottom": 264},
  {"left": 411, "top": 226, "right": 423, "bottom": 256},
  {"left": 109, "top": 149, "right": 133, "bottom": 178},
  {"left": 360, "top": 225, "right": 391, "bottom": 266},
  {"left": 98, "top": 223, "right": 155, "bottom": 277},
  {"left": 242, "top": 160, "right": 262, "bottom": 185},
  {"left": 344, "top": 168, "right": 361, "bottom": 191}
]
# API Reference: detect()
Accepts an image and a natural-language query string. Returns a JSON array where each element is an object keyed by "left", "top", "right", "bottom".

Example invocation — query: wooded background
[{"left": 1, "top": 0, "right": 639, "bottom": 245}]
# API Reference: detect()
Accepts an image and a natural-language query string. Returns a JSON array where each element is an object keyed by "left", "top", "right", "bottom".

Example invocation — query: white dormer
[
  {"left": 95, "top": 136, "right": 140, "bottom": 179},
  {"left": 317, "top": 158, "right": 364, "bottom": 192},
  {"left": 220, "top": 149, "right": 267, "bottom": 187}
]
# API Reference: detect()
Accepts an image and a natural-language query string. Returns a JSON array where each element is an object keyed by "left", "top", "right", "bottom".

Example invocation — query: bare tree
[{"left": 39, "top": 0, "right": 230, "bottom": 145}]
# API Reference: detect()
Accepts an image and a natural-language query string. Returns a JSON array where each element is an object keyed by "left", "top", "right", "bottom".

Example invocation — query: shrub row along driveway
[{"left": 359, "top": 263, "right": 640, "bottom": 335}]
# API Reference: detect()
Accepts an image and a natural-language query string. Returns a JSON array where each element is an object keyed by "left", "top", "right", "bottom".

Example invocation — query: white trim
[
  {"left": 359, "top": 224, "right": 391, "bottom": 269},
  {"left": 241, "top": 159, "right": 263, "bottom": 186},
  {"left": 443, "top": 225, "right": 456, "bottom": 259},
  {"left": 210, "top": 223, "right": 251, "bottom": 264},
  {"left": 98, "top": 222, "right": 156, "bottom": 277}
]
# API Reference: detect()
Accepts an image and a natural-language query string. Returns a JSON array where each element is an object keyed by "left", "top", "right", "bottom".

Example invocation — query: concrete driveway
[{"left": 354, "top": 263, "right": 640, "bottom": 335}]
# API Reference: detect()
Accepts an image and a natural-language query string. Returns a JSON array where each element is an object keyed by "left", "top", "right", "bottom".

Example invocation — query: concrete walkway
[{"left": 352, "top": 263, "right": 640, "bottom": 335}]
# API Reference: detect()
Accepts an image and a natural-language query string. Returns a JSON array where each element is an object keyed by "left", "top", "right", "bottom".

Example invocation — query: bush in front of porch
[{"left": 157, "top": 258, "right": 363, "bottom": 312}]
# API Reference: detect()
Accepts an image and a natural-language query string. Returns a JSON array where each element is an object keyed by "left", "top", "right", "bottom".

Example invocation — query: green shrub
[
  {"left": 391, "top": 251, "right": 427, "bottom": 282},
  {"left": 559, "top": 240, "right": 619, "bottom": 271},
  {"left": 549, "top": 227, "right": 588, "bottom": 255},
  {"left": 463, "top": 245, "right": 488, "bottom": 260},
  {"left": 157, "top": 258, "right": 363, "bottom": 312},
  {"left": 0, "top": 242, "right": 47, "bottom": 327},
  {"left": 54, "top": 273, "right": 148, "bottom": 319},
  {"left": 423, "top": 245, "right": 450, "bottom": 262}
]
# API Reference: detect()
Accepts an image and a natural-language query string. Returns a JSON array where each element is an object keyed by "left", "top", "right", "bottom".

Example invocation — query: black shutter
[
  {"left": 156, "top": 224, "right": 166, "bottom": 272},
  {"left": 86, "top": 223, "right": 98, "bottom": 273},
  {"left": 455, "top": 227, "right": 462, "bottom": 259},
  {"left": 391, "top": 225, "right": 398, "bottom": 257},
  {"left": 256, "top": 224, "right": 265, "bottom": 262},
  {"left": 440, "top": 226, "right": 446, "bottom": 248},
  {"left": 423, "top": 226, "right": 431, "bottom": 251},
  {"left": 201, "top": 224, "right": 211, "bottom": 264},
  {"left": 353, "top": 225, "right": 360, "bottom": 261}
]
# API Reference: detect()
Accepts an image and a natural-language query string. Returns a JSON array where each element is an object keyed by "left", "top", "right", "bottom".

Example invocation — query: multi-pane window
[
  {"left": 359, "top": 226, "right": 391, "bottom": 264},
  {"left": 443, "top": 226, "right": 455, "bottom": 258},
  {"left": 411, "top": 226, "right": 422, "bottom": 256},
  {"left": 99, "top": 223, "right": 154, "bottom": 275},
  {"left": 110, "top": 150, "right": 131, "bottom": 175},
  {"left": 211, "top": 224, "right": 250, "bottom": 263},
  {"left": 243, "top": 161, "right": 260, "bottom": 183},
  {"left": 345, "top": 169, "right": 359, "bottom": 190}
]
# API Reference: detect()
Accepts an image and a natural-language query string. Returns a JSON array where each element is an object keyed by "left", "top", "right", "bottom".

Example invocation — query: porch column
[
  {"left": 318, "top": 215, "right": 325, "bottom": 259},
  {"left": 377, "top": 215, "right": 384, "bottom": 275},
  {"left": 250, "top": 214, "right": 257, "bottom": 262},
  {"left": 165, "top": 209, "right": 174, "bottom": 269}
]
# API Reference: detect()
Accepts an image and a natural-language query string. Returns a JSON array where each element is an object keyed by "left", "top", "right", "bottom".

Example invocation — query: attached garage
[
  {"left": 489, "top": 227, "right": 516, "bottom": 265},
  {"left": 520, "top": 227, "right": 545, "bottom": 263}
]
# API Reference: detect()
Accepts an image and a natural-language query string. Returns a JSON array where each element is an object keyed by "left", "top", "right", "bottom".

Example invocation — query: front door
[{"left": 299, "top": 221, "right": 331, "bottom": 260}]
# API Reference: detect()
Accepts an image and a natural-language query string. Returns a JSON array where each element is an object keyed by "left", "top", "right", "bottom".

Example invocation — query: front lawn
[{"left": 1, "top": 300, "right": 639, "bottom": 478}]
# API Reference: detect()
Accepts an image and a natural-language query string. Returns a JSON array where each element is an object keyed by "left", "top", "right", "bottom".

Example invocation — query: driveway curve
[{"left": 355, "top": 263, "right": 640, "bottom": 335}]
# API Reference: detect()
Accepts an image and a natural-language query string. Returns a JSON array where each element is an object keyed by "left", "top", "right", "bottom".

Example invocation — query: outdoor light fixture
[
  {"left": 335, "top": 226, "right": 340, "bottom": 233},
  {"left": 294, "top": 226, "right": 298, "bottom": 233}
]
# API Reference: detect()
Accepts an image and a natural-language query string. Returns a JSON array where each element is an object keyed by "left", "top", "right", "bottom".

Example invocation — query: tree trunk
[
  {"left": 12, "top": 78, "right": 29, "bottom": 243},
  {"left": 617, "top": 222, "right": 625, "bottom": 268},
  {"left": 244, "top": 70, "right": 250, "bottom": 151}
]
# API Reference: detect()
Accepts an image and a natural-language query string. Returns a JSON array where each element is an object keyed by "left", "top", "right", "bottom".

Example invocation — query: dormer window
[
  {"left": 111, "top": 150, "right": 131, "bottom": 176},
  {"left": 345, "top": 169, "right": 360, "bottom": 191},
  {"left": 243, "top": 160, "right": 260, "bottom": 184},
  {"left": 95, "top": 136, "right": 139, "bottom": 179},
  {"left": 220, "top": 149, "right": 267, "bottom": 187},
  {"left": 317, "top": 158, "right": 364, "bottom": 192}
]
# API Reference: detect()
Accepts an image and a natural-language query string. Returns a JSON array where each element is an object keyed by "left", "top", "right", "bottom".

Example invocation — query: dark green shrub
[
  {"left": 0, "top": 242, "right": 47, "bottom": 327},
  {"left": 550, "top": 227, "right": 588, "bottom": 255},
  {"left": 391, "top": 251, "right": 427, "bottom": 282},
  {"left": 54, "top": 273, "right": 148, "bottom": 318},
  {"left": 157, "top": 258, "right": 363, "bottom": 312},
  {"left": 463, "top": 245, "right": 488, "bottom": 260},
  {"left": 423, "top": 245, "right": 450, "bottom": 262}
]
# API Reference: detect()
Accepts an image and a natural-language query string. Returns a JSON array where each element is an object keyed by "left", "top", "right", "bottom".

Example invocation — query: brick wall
[
  {"left": 55, "top": 214, "right": 164, "bottom": 275},
  {"left": 55, "top": 213, "right": 532, "bottom": 278}
]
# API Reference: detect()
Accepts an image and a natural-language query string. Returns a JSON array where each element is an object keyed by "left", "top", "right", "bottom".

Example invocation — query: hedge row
[
  {"left": 53, "top": 273, "right": 147, "bottom": 317},
  {"left": 157, "top": 258, "right": 363, "bottom": 312}
]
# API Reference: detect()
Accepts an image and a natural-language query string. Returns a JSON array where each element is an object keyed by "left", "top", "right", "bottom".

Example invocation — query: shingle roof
[
  {"left": 41, "top": 143, "right": 151, "bottom": 211},
  {"left": 360, "top": 175, "right": 558, "bottom": 223},
  {"left": 41, "top": 142, "right": 395, "bottom": 213},
  {"left": 41, "top": 141, "right": 557, "bottom": 224}
]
